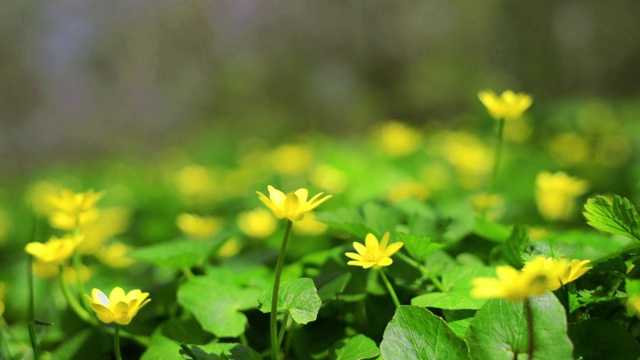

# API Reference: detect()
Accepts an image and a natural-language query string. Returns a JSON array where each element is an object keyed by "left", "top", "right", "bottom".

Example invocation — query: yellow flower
[
  {"left": 536, "top": 171, "right": 588, "bottom": 221},
  {"left": 95, "top": 241, "right": 135, "bottom": 268},
  {"left": 175, "top": 165, "right": 216, "bottom": 200},
  {"left": 525, "top": 256, "right": 591, "bottom": 290},
  {"left": 0, "top": 282, "right": 7, "bottom": 316},
  {"left": 346, "top": 232, "right": 404, "bottom": 269},
  {"left": 217, "top": 238, "right": 242, "bottom": 258},
  {"left": 47, "top": 189, "right": 105, "bottom": 230},
  {"left": 237, "top": 208, "right": 278, "bottom": 238},
  {"left": 256, "top": 185, "right": 332, "bottom": 222},
  {"left": 77, "top": 207, "right": 131, "bottom": 255},
  {"left": 375, "top": 121, "right": 423, "bottom": 157},
  {"left": 386, "top": 180, "right": 430, "bottom": 203},
  {"left": 25, "top": 235, "right": 83, "bottom": 265},
  {"left": 471, "top": 255, "right": 569, "bottom": 302},
  {"left": 292, "top": 212, "right": 328, "bottom": 236},
  {"left": 478, "top": 90, "right": 532, "bottom": 120},
  {"left": 270, "top": 144, "right": 314, "bottom": 176},
  {"left": 176, "top": 213, "right": 223, "bottom": 239},
  {"left": 85, "top": 287, "right": 151, "bottom": 325}
]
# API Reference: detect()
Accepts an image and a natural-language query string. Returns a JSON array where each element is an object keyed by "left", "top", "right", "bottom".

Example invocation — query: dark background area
[{"left": 1, "top": 0, "right": 639, "bottom": 171}]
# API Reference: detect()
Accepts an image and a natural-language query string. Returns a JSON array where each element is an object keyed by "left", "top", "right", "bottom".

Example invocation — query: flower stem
[
  {"left": 270, "top": 220, "right": 293, "bottom": 360},
  {"left": 379, "top": 269, "right": 401, "bottom": 307},
  {"left": 58, "top": 265, "right": 96, "bottom": 325},
  {"left": 277, "top": 310, "right": 289, "bottom": 349},
  {"left": 114, "top": 324, "right": 123, "bottom": 360},
  {"left": 485, "top": 118, "right": 506, "bottom": 215},
  {"left": 524, "top": 297, "right": 535, "bottom": 359},
  {"left": 27, "top": 321, "right": 40, "bottom": 360},
  {"left": 395, "top": 252, "right": 445, "bottom": 292}
]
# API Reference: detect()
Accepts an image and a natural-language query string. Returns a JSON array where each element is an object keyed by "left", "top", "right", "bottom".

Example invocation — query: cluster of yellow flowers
[{"left": 471, "top": 255, "right": 592, "bottom": 302}]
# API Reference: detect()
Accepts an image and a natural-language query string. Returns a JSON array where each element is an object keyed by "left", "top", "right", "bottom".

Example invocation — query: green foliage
[
  {"left": 584, "top": 195, "right": 640, "bottom": 242},
  {"left": 411, "top": 265, "right": 494, "bottom": 310},
  {"left": 380, "top": 306, "right": 470, "bottom": 360},
  {"left": 258, "top": 278, "right": 322, "bottom": 324},
  {"left": 466, "top": 293, "right": 573, "bottom": 360},
  {"left": 127, "top": 238, "right": 223, "bottom": 269},
  {"left": 329, "top": 334, "right": 380, "bottom": 360},
  {"left": 569, "top": 318, "right": 640, "bottom": 360}
]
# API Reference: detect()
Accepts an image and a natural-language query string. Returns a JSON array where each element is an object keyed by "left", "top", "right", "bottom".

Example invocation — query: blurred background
[{"left": 2, "top": 0, "right": 640, "bottom": 173}]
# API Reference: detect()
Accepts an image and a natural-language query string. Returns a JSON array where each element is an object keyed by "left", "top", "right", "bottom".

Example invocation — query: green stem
[
  {"left": 182, "top": 267, "right": 195, "bottom": 279},
  {"left": 277, "top": 310, "right": 289, "bottom": 349},
  {"left": 0, "top": 317, "right": 13, "bottom": 359},
  {"left": 379, "top": 269, "right": 401, "bottom": 307},
  {"left": 58, "top": 265, "right": 96, "bottom": 325},
  {"left": 72, "top": 250, "right": 90, "bottom": 311},
  {"left": 270, "top": 220, "right": 293, "bottom": 360},
  {"left": 525, "top": 297, "right": 535, "bottom": 359},
  {"left": 395, "top": 252, "right": 445, "bottom": 292},
  {"left": 485, "top": 118, "right": 506, "bottom": 211},
  {"left": 114, "top": 324, "right": 123, "bottom": 360},
  {"left": 28, "top": 322, "right": 40, "bottom": 360}
]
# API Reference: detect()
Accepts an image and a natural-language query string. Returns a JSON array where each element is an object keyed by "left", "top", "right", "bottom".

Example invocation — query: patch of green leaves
[
  {"left": 584, "top": 195, "right": 640, "bottom": 242},
  {"left": 411, "top": 265, "right": 494, "bottom": 310},
  {"left": 127, "top": 238, "right": 223, "bottom": 269},
  {"left": 466, "top": 293, "right": 573, "bottom": 360},
  {"left": 329, "top": 334, "right": 379, "bottom": 360}
]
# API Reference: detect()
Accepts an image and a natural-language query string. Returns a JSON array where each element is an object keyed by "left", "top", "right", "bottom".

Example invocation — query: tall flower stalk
[
  {"left": 478, "top": 90, "right": 532, "bottom": 212},
  {"left": 256, "top": 185, "right": 331, "bottom": 359}
]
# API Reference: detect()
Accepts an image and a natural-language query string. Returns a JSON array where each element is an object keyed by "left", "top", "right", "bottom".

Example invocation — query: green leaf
[
  {"left": 127, "top": 239, "right": 221, "bottom": 269},
  {"left": 141, "top": 329, "right": 184, "bottom": 360},
  {"left": 177, "top": 276, "right": 260, "bottom": 338},
  {"left": 380, "top": 306, "right": 470, "bottom": 360},
  {"left": 316, "top": 272, "right": 352, "bottom": 302},
  {"left": 317, "top": 202, "right": 400, "bottom": 239},
  {"left": 583, "top": 195, "right": 640, "bottom": 242},
  {"left": 258, "top": 278, "right": 322, "bottom": 324},
  {"left": 330, "top": 334, "right": 380, "bottom": 360},
  {"left": 500, "top": 225, "right": 527, "bottom": 268},
  {"left": 466, "top": 293, "right": 573, "bottom": 360},
  {"left": 411, "top": 265, "right": 494, "bottom": 310},
  {"left": 569, "top": 318, "right": 640, "bottom": 360},
  {"left": 473, "top": 217, "right": 511, "bottom": 243},
  {"left": 395, "top": 232, "right": 444, "bottom": 261}
]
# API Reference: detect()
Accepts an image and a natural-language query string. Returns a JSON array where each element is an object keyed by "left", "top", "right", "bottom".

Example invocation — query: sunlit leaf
[
  {"left": 584, "top": 195, "right": 640, "bottom": 242},
  {"left": 127, "top": 239, "right": 222, "bottom": 269},
  {"left": 258, "top": 278, "right": 322, "bottom": 324},
  {"left": 380, "top": 306, "right": 470, "bottom": 360},
  {"left": 411, "top": 265, "right": 494, "bottom": 310},
  {"left": 466, "top": 293, "right": 572, "bottom": 360},
  {"left": 177, "top": 276, "right": 260, "bottom": 338},
  {"left": 330, "top": 334, "right": 379, "bottom": 360}
]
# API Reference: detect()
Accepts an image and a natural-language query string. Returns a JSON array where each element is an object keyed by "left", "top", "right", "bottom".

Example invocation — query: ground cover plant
[{"left": 2, "top": 91, "right": 640, "bottom": 359}]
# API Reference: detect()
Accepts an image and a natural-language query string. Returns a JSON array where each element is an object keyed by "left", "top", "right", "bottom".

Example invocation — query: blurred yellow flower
[
  {"left": 85, "top": 287, "right": 150, "bottom": 325},
  {"left": 64, "top": 263, "right": 93, "bottom": 283},
  {"left": 478, "top": 90, "right": 532, "bottom": 120},
  {"left": 217, "top": 238, "right": 242, "bottom": 258},
  {"left": 32, "top": 260, "right": 60, "bottom": 277},
  {"left": 471, "top": 192, "right": 504, "bottom": 220},
  {"left": 549, "top": 133, "right": 590, "bottom": 166},
  {"left": 176, "top": 213, "right": 223, "bottom": 239},
  {"left": 25, "top": 234, "right": 83, "bottom": 265},
  {"left": 293, "top": 212, "right": 328, "bottom": 236},
  {"left": 0, "top": 282, "right": 7, "bottom": 316},
  {"left": 270, "top": 144, "right": 314, "bottom": 176},
  {"left": 626, "top": 295, "right": 640, "bottom": 318},
  {"left": 257, "top": 185, "right": 332, "bottom": 222},
  {"left": 47, "top": 189, "right": 105, "bottom": 231},
  {"left": 375, "top": 121, "right": 423, "bottom": 156},
  {"left": 527, "top": 257, "right": 591, "bottom": 290},
  {"left": 96, "top": 241, "right": 135, "bottom": 268},
  {"left": 346, "top": 232, "right": 404, "bottom": 269},
  {"left": 78, "top": 207, "right": 131, "bottom": 255},
  {"left": 237, "top": 208, "right": 278, "bottom": 238},
  {"left": 440, "top": 132, "right": 492, "bottom": 189},
  {"left": 25, "top": 180, "right": 63, "bottom": 215},
  {"left": 536, "top": 171, "right": 588, "bottom": 221},
  {"left": 175, "top": 165, "right": 216, "bottom": 199},
  {"left": 386, "top": 180, "right": 429, "bottom": 203},
  {"left": 310, "top": 164, "right": 347, "bottom": 194}
]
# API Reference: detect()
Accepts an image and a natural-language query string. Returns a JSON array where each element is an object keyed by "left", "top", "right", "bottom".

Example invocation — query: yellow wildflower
[
  {"left": 85, "top": 287, "right": 151, "bottom": 325},
  {"left": 346, "top": 232, "right": 404, "bottom": 269},
  {"left": 536, "top": 171, "right": 588, "bottom": 221},
  {"left": 386, "top": 180, "right": 430, "bottom": 203},
  {"left": 478, "top": 90, "right": 532, "bottom": 120},
  {"left": 77, "top": 207, "right": 131, "bottom": 255},
  {"left": 0, "top": 282, "right": 7, "bottom": 316},
  {"left": 47, "top": 189, "right": 105, "bottom": 230},
  {"left": 256, "top": 186, "right": 332, "bottom": 222},
  {"left": 439, "top": 131, "right": 493, "bottom": 189},
  {"left": 525, "top": 256, "right": 591, "bottom": 290},
  {"left": 237, "top": 208, "right": 278, "bottom": 238},
  {"left": 25, "top": 234, "right": 83, "bottom": 265},
  {"left": 270, "top": 144, "right": 314, "bottom": 176},
  {"left": 32, "top": 261, "right": 61, "bottom": 277},
  {"left": 471, "top": 192, "right": 504, "bottom": 220},
  {"left": 217, "top": 238, "right": 242, "bottom": 258},
  {"left": 96, "top": 241, "right": 135, "bottom": 268},
  {"left": 176, "top": 213, "right": 223, "bottom": 239},
  {"left": 375, "top": 121, "right": 423, "bottom": 157},
  {"left": 293, "top": 212, "right": 328, "bottom": 236},
  {"left": 175, "top": 165, "right": 216, "bottom": 199},
  {"left": 310, "top": 164, "right": 347, "bottom": 194}
]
